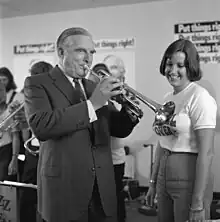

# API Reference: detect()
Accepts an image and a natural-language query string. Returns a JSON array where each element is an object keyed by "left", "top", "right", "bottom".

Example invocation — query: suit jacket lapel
[{"left": 49, "top": 65, "right": 79, "bottom": 105}]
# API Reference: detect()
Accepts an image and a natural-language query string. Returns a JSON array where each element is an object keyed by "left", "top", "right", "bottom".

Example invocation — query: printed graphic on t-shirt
[{"left": 152, "top": 100, "right": 177, "bottom": 136}]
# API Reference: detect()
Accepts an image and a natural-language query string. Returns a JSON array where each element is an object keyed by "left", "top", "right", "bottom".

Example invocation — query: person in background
[
  {"left": 146, "top": 39, "right": 217, "bottom": 222},
  {"left": 21, "top": 61, "right": 54, "bottom": 142},
  {"left": 29, "top": 61, "right": 53, "bottom": 76},
  {"left": 20, "top": 61, "right": 53, "bottom": 222},
  {"left": 0, "top": 82, "right": 20, "bottom": 181},
  {"left": 24, "top": 27, "right": 139, "bottom": 222},
  {"left": 0, "top": 67, "right": 26, "bottom": 179},
  {"left": 0, "top": 67, "right": 23, "bottom": 105},
  {"left": 89, "top": 55, "right": 140, "bottom": 222},
  {"left": 0, "top": 66, "right": 26, "bottom": 145},
  {"left": 104, "top": 55, "right": 127, "bottom": 222}
]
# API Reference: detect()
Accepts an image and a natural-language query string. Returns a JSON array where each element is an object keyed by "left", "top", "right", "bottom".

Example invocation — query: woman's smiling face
[{"left": 165, "top": 51, "right": 190, "bottom": 94}]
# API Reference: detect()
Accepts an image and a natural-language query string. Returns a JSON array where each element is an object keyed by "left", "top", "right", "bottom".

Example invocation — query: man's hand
[{"left": 90, "top": 77, "right": 123, "bottom": 111}]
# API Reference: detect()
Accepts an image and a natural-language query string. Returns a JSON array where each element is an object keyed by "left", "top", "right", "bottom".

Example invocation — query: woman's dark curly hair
[{"left": 0, "top": 67, "right": 17, "bottom": 92}]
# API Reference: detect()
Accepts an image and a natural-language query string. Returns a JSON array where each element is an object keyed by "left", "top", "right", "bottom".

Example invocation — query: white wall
[
  {"left": 2, "top": 0, "right": 220, "bottom": 189},
  {"left": 0, "top": 6, "right": 3, "bottom": 66}
]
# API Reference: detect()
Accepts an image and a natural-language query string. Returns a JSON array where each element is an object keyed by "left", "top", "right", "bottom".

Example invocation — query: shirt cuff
[{"left": 87, "top": 100, "right": 97, "bottom": 123}]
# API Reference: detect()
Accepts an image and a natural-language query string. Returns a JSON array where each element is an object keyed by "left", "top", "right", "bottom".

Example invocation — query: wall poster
[
  {"left": 91, "top": 37, "right": 136, "bottom": 88},
  {"left": 174, "top": 21, "right": 220, "bottom": 64},
  {"left": 13, "top": 38, "right": 135, "bottom": 91}
]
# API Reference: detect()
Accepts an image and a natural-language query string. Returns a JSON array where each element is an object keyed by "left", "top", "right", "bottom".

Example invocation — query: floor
[
  {"left": 126, "top": 201, "right": 157, "bottom": 222},
  {"left": 126, "top": 200, "right": 220, "bottom": 222}
]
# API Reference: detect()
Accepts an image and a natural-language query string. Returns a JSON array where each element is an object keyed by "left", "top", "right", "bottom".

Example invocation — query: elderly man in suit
[{"left": 24, "top": 27, "right": 140, "bottom": 222}]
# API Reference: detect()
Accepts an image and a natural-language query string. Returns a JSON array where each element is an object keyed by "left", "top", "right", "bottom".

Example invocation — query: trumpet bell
[
  {"left": 155, "top": 101, "right": 175, "bottom": 124},
  {"left": 155, "top": 113, "right": 167, "bottom": 123}
]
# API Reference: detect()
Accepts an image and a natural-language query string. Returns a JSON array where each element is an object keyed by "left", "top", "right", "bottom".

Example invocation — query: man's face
[
  {"left": 60, "top": 34, "right": 96, "bottom": 79},
  {"left": 104, "top": 57, "right": 125, "bottom": 82}
]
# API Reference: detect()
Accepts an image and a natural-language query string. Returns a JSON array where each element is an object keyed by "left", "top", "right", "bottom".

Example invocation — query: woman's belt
[{"left": 162, "top": 148, "right": 198, "bottom": 156}]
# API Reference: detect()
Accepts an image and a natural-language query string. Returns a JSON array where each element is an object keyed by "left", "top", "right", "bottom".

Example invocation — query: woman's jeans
[{"left": 156, "top": 148, "right": 213, "bottom": 222}]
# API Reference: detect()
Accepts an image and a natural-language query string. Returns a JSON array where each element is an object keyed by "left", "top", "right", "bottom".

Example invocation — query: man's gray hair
[{"left": 56, "top": 27, "right": 91, "bottom": 49}]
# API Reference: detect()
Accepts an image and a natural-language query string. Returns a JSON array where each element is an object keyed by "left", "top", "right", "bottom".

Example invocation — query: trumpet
[
  {"left": 86, "top": 63, "right": 144, "bottom": 119},
  {"left": 86, "top": 63, "right": 175, "bottom": 124},
  {"left": 0, "top": 102, "right": 26, "bottom": 132},
  {"left": 123, "top": 83, "right": 175, "bottom": 124}
]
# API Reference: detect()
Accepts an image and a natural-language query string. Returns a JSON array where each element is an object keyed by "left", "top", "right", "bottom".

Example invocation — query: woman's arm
[
  {"left": 149, "top": 141, "right": 163, "bottom": 186},
  {"left": 11, "top": 131, "right": 20, "bottom": 158},
  {"left": 189, "top": 90, "right": 217, "bottom": 210},
  {"left": 191, "top": 128, "right": 215, "bottom": 209},
  {"left": 21, "top": 129, "right": 31, "bottom": 142},
  {"left": 8, "top": 131, "right": 20, "bottom": 177}
]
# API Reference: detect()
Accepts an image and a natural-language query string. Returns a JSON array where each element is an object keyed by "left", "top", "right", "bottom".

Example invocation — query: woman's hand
[
  {"left": 145, "top": 186, "right": 156, "bottom": 207},
  {"left": 188, "top": 208, "right": 205, "bottom": 222},
  {"left": 8, "top": 157, "right": 18, "bottom": 175}
]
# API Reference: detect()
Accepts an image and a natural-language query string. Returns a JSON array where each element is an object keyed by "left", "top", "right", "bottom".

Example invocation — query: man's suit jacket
[{"left": 24, "top": 66, "right": 137, "bottom": 222}]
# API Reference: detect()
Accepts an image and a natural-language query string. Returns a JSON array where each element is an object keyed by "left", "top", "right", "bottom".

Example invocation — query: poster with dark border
[{"left": 174, "top": 21, "right": 220, "bottom": 63}]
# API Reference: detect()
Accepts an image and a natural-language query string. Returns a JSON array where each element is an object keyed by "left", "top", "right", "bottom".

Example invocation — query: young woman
[
  {"left": 146, "top": 39, "right": 217, "bottom": 222},
  {"left": 0, "top": 67, "right": 25, "bottom": 178},
  {"left": 0, "top": 82, "right": 20, "bottom": 181}
]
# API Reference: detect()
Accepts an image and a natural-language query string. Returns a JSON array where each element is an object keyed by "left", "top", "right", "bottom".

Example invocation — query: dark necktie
[
  {"left": 73, "top": 78, "right": 95, "bottom": 143},
  {"left": 73, "top": 78, "right": 86, "bottom": 101}
]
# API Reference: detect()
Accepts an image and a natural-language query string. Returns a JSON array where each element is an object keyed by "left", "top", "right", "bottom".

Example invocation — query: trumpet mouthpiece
[{"left": 84, "top": 64, "right": 89, "bottom": 69}]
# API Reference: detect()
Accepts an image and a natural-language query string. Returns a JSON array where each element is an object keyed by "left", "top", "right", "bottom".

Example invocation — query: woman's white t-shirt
[{"left": 153, "top": 82, "right": 217, "bottom": 153}]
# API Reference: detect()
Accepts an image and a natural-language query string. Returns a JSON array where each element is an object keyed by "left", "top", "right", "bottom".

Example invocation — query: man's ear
[{"left": 58, "top": 47, "right": 64, "bottom": 57}]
